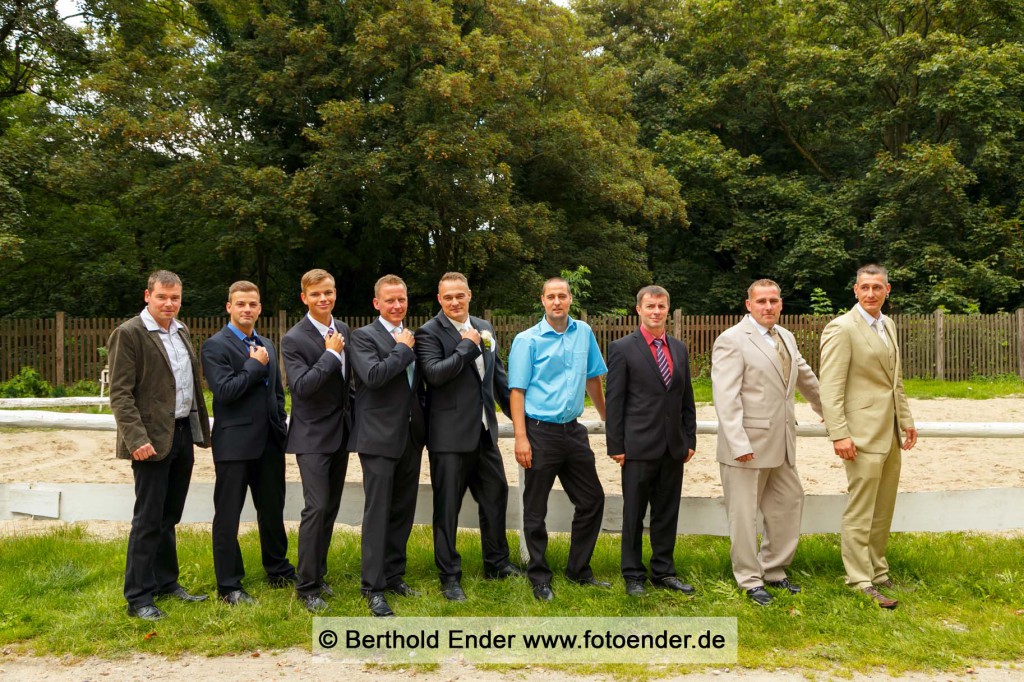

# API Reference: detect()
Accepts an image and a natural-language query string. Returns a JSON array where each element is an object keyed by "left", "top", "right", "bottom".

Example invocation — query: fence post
[
  {"left": 1017, "top": 308, "right": 1024, "bottom": 381},
  {"left": 934, "top": 309, "right": 944, "bottom": 381},
  {"left": 484, "top": 309, "right": 492, "bottom": 323},
  {"left": 277, "top": 310, "right": 287, "bottom": 384},
  {"left": 55, "top": 311, "right": 65, "bottom": 387},
  {"left": 579, "top": 308, "right": 588, "bottom": 323},
  {"left": 672, "top": 308, "right": 683, "bottom": 339}
]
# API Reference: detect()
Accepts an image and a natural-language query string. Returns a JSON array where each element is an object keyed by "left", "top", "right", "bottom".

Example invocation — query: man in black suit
[
  {"left": 605, "top": 285, "right": 697, "bottom": 597},
  {"left": 349, "top": 274, "right": 427, "bottom": 617},
  {"left": 281, "top": 268, "right": 352, "bottom": 613},
  {"left": 201, "top": 281, "right": 295, "bottom": 606},
  {"left": 414, "top": 272, "right": 520, "bottom": 601},
  {"left": 108, "top": 270, "right": 211, "bottom": 621}
]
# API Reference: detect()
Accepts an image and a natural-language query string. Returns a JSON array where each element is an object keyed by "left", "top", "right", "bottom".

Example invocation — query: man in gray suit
[
  {"left": 108, "top": 270, "right": 211, "bottom": 621},
  {"left": 281, "top": 268, "right": 353, "bottom": 613},
  {"left": 711, "top": 279, "right": 821, "bottom": 606}
]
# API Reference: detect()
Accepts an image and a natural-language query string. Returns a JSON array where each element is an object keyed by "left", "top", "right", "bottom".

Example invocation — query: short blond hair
[
  {"left": 856, "top": 264, "right": 889, "bottom": 283},
  {"left": 300, "top": 269, "right": 335, "bottom": 293},
  {"left": 439, "top": 272, "right": 469, "bottom": 289},
  {"left": 374, "top": 274, "right": 407, "bottom": 298}
]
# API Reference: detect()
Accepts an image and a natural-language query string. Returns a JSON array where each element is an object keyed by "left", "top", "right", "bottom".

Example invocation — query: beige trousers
[
  {"left": 720, "top": 461, "right": 804, "bottom": 590},
  {"left": 841, "top": 431, "right": 901, "bottom": 588}
]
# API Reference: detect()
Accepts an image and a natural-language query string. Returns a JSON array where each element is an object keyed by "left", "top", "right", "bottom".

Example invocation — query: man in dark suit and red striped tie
[{"left": 605, "top": 285, "right": 697, "bottom": 598}]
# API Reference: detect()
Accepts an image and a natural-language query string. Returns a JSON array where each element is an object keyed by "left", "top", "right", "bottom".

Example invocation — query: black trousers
[
  {"left": 295, "top": 448, "right": 349, "bottom": 597},
  {"left": 359, "top": 440, "right": 422, "bottom": 595},
  {"left": 522, "top": 419, "right": 605, "bottom": 587},
  {"left": 430, "top": 425, "right": 511, "bottom": 582},
  {"left": 212, "top": 444, "right": 295, "bottom": 595},
  {"left": 124, "top": 420, "right": 194, "bottom": 608},
  {"left": 620, "top": 449, "right": 684, "bottom": 581}
]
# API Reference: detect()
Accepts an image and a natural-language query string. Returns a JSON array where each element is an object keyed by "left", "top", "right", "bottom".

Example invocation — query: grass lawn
[{"left": 1, "top": 526, "right": 1022, "bottom": 676}]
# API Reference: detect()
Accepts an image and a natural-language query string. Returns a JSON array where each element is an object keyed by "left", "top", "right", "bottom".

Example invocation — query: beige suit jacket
[
  {"left": 819, "top": 308, "right": 914, "bottom": 453},
  {"left": 712, "top": 318, "right": 822, "bottom": 468}
]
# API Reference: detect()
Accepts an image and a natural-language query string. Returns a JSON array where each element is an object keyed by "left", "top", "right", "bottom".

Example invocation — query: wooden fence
[{"left": 2, "top": 309, "right": 1023, "bottom": 386}]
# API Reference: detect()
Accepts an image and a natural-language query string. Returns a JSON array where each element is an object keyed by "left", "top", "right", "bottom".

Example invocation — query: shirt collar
[
  {"left": 227, "top": 322, "right": 256, "bottom": 342},
  {"left": 745, "top": 314, "right": 772, "bottom": 336},
  {"left": 445, "top": 315, "right": 471, "bottom": 331},
  {"left": 306, "top": 312, "right": 335, "bottom": 337},
  {"left": 538, "top": 315, "right": 577, "bottom": 336},
  {"left": 378, "top": 316, "right": 402, "bottom": 334},
  {"left": 639, "top": 325, "right": 667, "bottom": 345},
  {"left": 140, "top": 307, "right": 181, "bottom": 334},
  {"left": 855, "top": 303, "right": 885, "bottom": 326}
]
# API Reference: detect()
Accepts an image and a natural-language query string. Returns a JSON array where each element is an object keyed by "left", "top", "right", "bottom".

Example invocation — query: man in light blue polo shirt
[{"left": 508, "top": 277, "right": 609, "bottom": 601}]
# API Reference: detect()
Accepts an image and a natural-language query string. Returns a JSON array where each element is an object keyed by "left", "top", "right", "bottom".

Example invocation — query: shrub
[{"left": 0, "top": 367, "right": 53, "bottom": 398}]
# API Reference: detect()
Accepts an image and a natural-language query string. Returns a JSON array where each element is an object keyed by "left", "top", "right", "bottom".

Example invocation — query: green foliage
[
  {"left": 809, "top": 287, "right": 834, "bottom": 316},
  {"left": 0, "top": 366, "right": 52, "bottom": 397},
  {"left": 560, "top": 265, "right": 592, "bottom": 316}
]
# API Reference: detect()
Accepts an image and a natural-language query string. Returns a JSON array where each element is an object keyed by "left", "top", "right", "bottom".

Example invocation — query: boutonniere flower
[{"left": 480, "top": 329, "right": 494, "bottom": 351}]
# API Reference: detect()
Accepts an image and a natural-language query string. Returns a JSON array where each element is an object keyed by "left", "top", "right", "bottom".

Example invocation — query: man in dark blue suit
[
  {"left": 415, "top": 272, "right": 519, "bottom": 601},
  {"left": 281, "top": 269, "right": 353, "bottom": 613},
  {"left": 349, "top": 274, "right": 427, "bottom": 617},
  {"left": 201, "top": 281, "right": 295, "bottom": 606}
]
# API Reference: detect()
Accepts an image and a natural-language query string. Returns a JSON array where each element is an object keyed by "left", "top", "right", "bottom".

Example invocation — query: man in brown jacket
[{"left": 108, "top": 270, "right": 211, "bottom": 621}]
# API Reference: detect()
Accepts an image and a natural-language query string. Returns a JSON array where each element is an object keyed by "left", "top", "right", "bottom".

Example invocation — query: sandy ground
[
  {"left": 0, "top": 649, "right": 1022, "bottom": 682},
  {"left": 2, "top": 397, "right": 1023, "bottom": 681},
  {"left": 3, "top": 398, "right": 1023, "bottom": 494}
]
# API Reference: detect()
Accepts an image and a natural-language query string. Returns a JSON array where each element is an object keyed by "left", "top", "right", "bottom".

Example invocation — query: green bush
[
  {"left": 0, "top": 367, "right": 53, "bottom": 398},
  {"left": 63, "top": 379, "right": 101, "bottom": 397}
]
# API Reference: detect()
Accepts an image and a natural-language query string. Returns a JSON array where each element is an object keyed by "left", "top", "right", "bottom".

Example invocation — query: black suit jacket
[
  {"left": 281, "top": 316, "right": 352, "bottom": 454},
  {"left": 201, "top": 326, "right": 288, "bottom": 462},
  {"left": 349, "top": 320, "right": 427, "bottom": 458},
  {"left": 415, "top": 312, "right": 511, "bottom": 452},
  {"left": 605, "top": 330, "right": 697, "bottom": 461}
]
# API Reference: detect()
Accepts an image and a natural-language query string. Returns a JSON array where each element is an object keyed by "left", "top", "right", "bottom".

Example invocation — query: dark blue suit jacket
[{"left": 201, "top": 326, "right": 287, "bottom": 462}]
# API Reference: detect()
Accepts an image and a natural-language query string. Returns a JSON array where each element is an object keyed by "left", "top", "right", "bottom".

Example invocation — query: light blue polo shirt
[{"left": 507, "top": 316, "right": 607, "bottom": 424}]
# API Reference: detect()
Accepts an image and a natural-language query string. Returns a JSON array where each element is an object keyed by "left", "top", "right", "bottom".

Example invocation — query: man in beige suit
[
  {"left": 819, "top": 264, "right": 917, "bottom": 609},
  {"left": 712, "top": 279, "right": 822, "bottom": 606}
]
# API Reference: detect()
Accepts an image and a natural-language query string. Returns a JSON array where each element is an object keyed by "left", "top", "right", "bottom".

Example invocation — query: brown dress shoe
[
  {"left": 862, "top": 586, "right": 898, "bottom": 609},
  {"left": 875, "top": 578, "right": 895, "bottom": 589}
]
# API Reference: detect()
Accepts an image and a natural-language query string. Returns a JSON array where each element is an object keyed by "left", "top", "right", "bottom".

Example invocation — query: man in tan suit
[
  {"left": 819, "top": 264, "right": 917, "bottom": 609},
  {"left": 712, "top": 279, "right": 822, "bottom": 606}
]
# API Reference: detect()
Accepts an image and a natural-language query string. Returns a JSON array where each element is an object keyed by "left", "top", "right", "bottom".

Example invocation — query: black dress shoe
[
  {"left": 624, "top": 579, "right": 647, "bottom": 597},
  {"left": 485, "top": 564, "right": 523, "bottom": 580},
  {"left": 651, "top": 576, "right": 696, "bottom": 594},
  {"left": 319, "top": 581, "right": 334, "bottom": 598},
  {"left": 161, "top": 586, "right": 208, "bottom": 602},
  {"left": 567, "top": 576, "right": 612, "bottom": 588},
  {"left": 766, "top": 578, "right": 802, "bottom": 594},
  {"left": 746, "top": 586, "right": 773, "bottom": 606},
  {"left": 267, "top": 574, "right": 298, "bottom": 588},
  {"left": 386, "top": 580, "right": 420, "bottom": 597},
  {"left": 127, "top": 604, "right": 166, "bottom": 621},
  {"left": 532, "top": 583, "right": 554, "bottom": 602},
  {"left": 367, "top": 593, "right": 395, "bottom": 617},
  {"left": 221, "top": 589, "right": 257, "bottom": 606},
  {"left": 300, "top": 593, "right": 328, "bottom": 613},
  {"left": 441, "top": 581, "right": 467, "bottom": 602}
]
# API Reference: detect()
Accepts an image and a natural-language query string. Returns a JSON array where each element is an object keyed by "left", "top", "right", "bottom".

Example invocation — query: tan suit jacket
[
  {"left": 819, "top": 309, "right": 914, "bottom": 453},
  {"left": 713, "top": 318, "right": 822, "bottom": 467},
  {"left": 108, "top": 315, "right": 211, "bottom": 460}
]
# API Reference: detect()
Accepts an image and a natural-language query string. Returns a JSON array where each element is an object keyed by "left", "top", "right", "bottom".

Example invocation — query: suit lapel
[
  {"left": 745, "top": 327, "right": 786, "bottom": 384},
  {"left": 438, "top": 312, "right": 463, "bottom": 345},
  {"left": 631, "top": 331, "right": 667, "bottom": 390},
  {"left": 221, "top": 326, "right": 250, "bottom": 359},
  {"left": 852, "top": 312, "right": 893, "bottom": 379}
]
